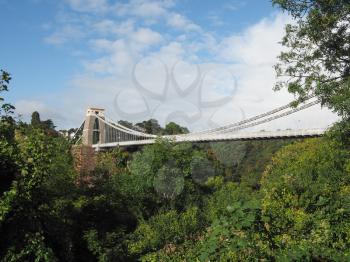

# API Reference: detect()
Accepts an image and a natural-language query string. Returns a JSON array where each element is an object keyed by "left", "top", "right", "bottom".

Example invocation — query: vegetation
[
  {"left": 1, "top": 0, "right": 349, "bottom": 260},
  {"left": 261, "top": 136, "right": 350, "bottom": 260},
  {"left": 2, "top": 77, "right": 349, "bottom": 260},
  {"left": 0, "top": 72, "right": 298, "bottom": 260},
  {"left": 118, "top": 119, "right": 189, "bottom": 135},
  {"left": 273, "top": 0, "right": 350, "bottom": 116}
]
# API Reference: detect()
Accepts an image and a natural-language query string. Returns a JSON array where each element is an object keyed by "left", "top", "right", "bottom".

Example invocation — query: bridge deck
[{"left": 92, "top": 128, "right": 326, "bottom": 149}]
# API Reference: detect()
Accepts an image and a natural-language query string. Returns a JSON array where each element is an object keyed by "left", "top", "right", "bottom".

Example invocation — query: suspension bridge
[{"left": 73, "top": 96, "right": 326, "bottom": 150}]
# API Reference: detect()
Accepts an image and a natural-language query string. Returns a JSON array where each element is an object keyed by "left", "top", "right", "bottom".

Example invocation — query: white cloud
[
  {"left": 218, "top": 13, "right": 292, "bottom": 65},
  {"left": 15, "top": 100, "right": 66, "bottom": 124},
  {"left": 85, "top": 39, "right": 136, "bottom": 75},
  {"left": 167, "top": 13, "right": 201, "bottom": 31},
  {"left": 90, "top": 27, "right": 163, "bottom": 53},
  {"left": 131, "top": 27, "right": 164, "bottom": 46},
  {"left": 93, "top": 19, "right": 135, "bottom": 35},
  {"left": 86, "top": 27, "right": 164, "bottom": 75},
  {"left": 224, "top": 2, "right": 245, "bottom": 11},
  {"left": 39, "top": 2, "right": 338, "bottom": 130},
  {"left": 115, "top": 0, "right": 173, "bottom": 19},
  {"left": 90, "top": 38, "right": 114, "bottom": 52},
  {"left": 65, "top": 0, "right": 109, "bottom": 13},
  {"left": 44, "top": 24, "right": 84, "bottom": 45},
  {"left": 207, "top": 14, "right": 225, "bottom": 27}
]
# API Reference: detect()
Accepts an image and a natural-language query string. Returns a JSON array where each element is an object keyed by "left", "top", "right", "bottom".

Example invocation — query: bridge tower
[{"left": 82, "top": 107, "right": 106, "bottom": 146}]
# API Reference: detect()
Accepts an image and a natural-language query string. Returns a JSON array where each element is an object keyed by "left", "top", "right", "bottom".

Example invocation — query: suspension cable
[
  {"left": 70, "top": 121, "right": 85, "bottom": 144},
  {"left": 179, "top": 95, "right": 317, "bottom": 136},
  {"left": 95, "top": 114, "right": 156, "bottom": 139},
  {"left": 221, "top": 99, "right": 320, "bottom": 133}
]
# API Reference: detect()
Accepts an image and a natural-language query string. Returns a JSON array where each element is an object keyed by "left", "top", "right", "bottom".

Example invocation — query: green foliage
[
  {"left": 237, "top": 139, "right": 294, "bottom": 188},
  {"left": 118, "top": 120, "right": 133, "bottom": 129},
  {"left": 164, "top": 121, "right": 189, "bottom": 135},
  {"left": 30, "top": 111, "right": 57, "bottom": 135},
  {"left": 128, "top": 139, "right": 205, "bottom": 195},
  {"left": 83, "top": 228, "right": 128, "bottom": 262},
  {"left": 1, "top": 115, "right": 348, "bottom": 261},
  {"left": 194, "top": 200, "right": 261, "bottom": 262},
  {"left": 0, "top": 70, "right": 278, "bottom": 261},
  {"left": 326, "top": 119, "right": 350, "bottom": 147},
  {"left": 261, "top": 137, "right": 350, "bottom": 260},
  {"left": 190, "top": 155, "right": 216, "bottom": 185},
  {"left": 0, "top": 136, "right": 18, "bottom": 194},
  {"left": 210, "top": 141, "right": 247, "bottom": 168},
  {"left": 0, "top": 70, "right": 15, "bottom": 118},
  {"left": 153, "top": 164, "right": 184, "bottom": 199},
  {"left": 132, "top": 119, "right": 189, "bottom": 135},
  {"left": 129, "top": 207, "right": 202, "bottom": 256},
  {"left": 31, "top": 111, "right": 41, "bottom": 127},
  {"left": 136, "top": 119, "right": 163, "bottom": 135},
  {"left": 273, "top": 0, "right": 350, "bottom": 117},
  {"left": 207, "top": 139, "right": 294, "bottom": 187},
  {"left": 1, "top": 2, "right": 349, "bottom": 259},
  {"left": 143, "top": 184, "right": 263, "bottom": 261},
  {"left": 4, "top": 232, "right": 57, "bottom": 262},
  {"left": 204, "top": 182, "right": 256, "bottom": 223},
  {"left": 94, "top": 148, "right": 129, "bottom": 176},
  {"left": 0, "top": 70, "right": 17, "bottom": 194},
  {"left": 0, "top": 73, "right": 80, "bottom": 260},
  {"left": 0, "top": 126, "right": 79, "bottom": 260},
  {"left": 208, "top": 141, "right": 247, "bottom": 182}
]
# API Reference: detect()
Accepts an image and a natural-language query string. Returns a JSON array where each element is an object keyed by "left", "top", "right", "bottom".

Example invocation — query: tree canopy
[
  {"left": 164, "top": 121, "right": 189, "bottom": 135},
  {"left": 261, "top": 137, "right": 350, "bottom": 260},
  {"left": 273, "top": 0, "right": 350, "bottom": 117}
]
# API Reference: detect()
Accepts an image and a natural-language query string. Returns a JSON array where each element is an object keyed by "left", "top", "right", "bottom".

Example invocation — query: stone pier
[
  {"left": 82, "top": 107, "right": 106, "bottom": 146},
  {"left": 71, "top": 144, "right": 96, "bottom": 174}
]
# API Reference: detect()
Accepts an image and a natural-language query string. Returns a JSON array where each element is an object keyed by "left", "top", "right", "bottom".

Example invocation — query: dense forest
[{"left": 1, "top": 0, "right": 350, "bottom": 261}]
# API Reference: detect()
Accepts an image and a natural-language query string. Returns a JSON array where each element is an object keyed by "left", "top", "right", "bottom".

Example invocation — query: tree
[
  {"left": 261, "top": 137, "right": 350, "bottom": 260},
  {"left": 136, "top": 119, "right": 163, "bottom": 135},
  {"left": 273, "top": 0, "right": 350, "bottom": 117},
  {"left": 118, "top": 120, "right": 133, "bottom": 129},
  {"left": 30, "top": 111, "right": 57, "bottom": 136},
  {"left": 41, "top": 119, "right": 55, "bottom": 130},
  {"left": 0, "top": 70, "right": 15, "bottom": 141},
  {"left": 31, "top": 111, "right": 41, "bottom": 127},
  {"left": 0, "top": 70, "right": 15, "bottom": 119},
  {"left": 129, "top": 207, "right": 201, "bottom": 257},
  {"left": 0, "top": 128, "right": 70, "bottom": 260},
  {"left": 164, "top": 122, "right": 189, "bottom": 135},
  {"left": 142, "top": 183, "right": 263, "bottom": 261},
  {"left": 153, "top": 164, "right": 184, "bottom": 199},
  {"left": 0, "top": 70, "right": 17, "bottom": 194}
]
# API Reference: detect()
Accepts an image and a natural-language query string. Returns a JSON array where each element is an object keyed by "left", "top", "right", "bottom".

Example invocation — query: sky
[{"left": 0, "top": 0, "right": 339, "bottom": 131}]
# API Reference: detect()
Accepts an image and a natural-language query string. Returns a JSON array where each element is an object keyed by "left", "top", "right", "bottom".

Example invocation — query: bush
[
  {"left": 261, "top": 137, "right": 350, "bottom": 260},
  {"left": 128, "top": 207, "right": 202, "bottom": 256}
]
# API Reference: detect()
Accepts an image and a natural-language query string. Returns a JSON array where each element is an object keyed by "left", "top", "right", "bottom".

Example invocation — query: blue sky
[{"left": 0, "top": 0, "right": 337, "bottom": 130}]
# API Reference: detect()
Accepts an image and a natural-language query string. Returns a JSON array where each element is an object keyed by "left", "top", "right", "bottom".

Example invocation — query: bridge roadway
[{"left": 92, "top": 128, "right": 326, "bottom": 149}]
